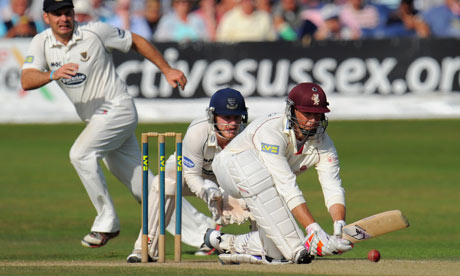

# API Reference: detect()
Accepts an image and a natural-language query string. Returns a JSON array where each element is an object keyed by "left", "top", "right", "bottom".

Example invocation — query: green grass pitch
[{"left": 0, "top": 119, "right": 459, "bottom": 275}]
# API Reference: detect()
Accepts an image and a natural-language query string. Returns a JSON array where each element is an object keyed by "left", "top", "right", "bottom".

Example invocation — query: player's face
[
  {"left": 293, "top": 109, "right": 322, "bottom": 139},
  {"left": 43, "top": 7, "right": 75, "bottom": 43},
  {"left": 214, "top": 115, "right": 242, "bottom": 140}
]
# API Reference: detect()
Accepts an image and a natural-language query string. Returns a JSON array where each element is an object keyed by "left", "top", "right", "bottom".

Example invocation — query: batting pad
[
  {"left": 223, "top": 150, "right": 305, "bottom": 261},
  {"left": 218, "top": 253, "right": 264, "bottom": 265},
  {"left": 218, "top": 253, "right": 293, "bottom": 265}
]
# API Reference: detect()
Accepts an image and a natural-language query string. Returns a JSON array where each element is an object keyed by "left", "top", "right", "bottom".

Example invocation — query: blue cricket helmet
[{"left": 207, "top": 88, "right": 248, "bottom": 123}]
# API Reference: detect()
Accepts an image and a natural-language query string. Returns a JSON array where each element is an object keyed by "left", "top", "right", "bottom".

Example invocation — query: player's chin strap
[
  {"left": 206, "top": 107, "right": 246, "bottom": 141},
  {"left": 285, "top": 99, "right": 328, "bottom": 141}
]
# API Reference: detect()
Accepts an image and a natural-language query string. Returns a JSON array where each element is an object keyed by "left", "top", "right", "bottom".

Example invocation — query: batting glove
[{"left": 304, "top": 222, "right": 353, "bottom": 256}]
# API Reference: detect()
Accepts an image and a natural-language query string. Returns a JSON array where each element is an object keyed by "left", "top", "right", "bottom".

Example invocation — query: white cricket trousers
[{"left": 70, "top": 96, "right": 144, "bottom": 233}]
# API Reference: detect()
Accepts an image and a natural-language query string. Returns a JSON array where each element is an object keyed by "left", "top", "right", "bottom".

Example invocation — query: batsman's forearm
[
  {"left": 21, "top": 69, "right": 52, "bottom": 90},
  {"left": 291, "top": 203, "right": 316, "bottom": 229},
  {"left": 328, "top": 203, "right": 346, "bottom": 222},
  {"left": 131, "top": 33, "right": 172, "bottom": 74}
]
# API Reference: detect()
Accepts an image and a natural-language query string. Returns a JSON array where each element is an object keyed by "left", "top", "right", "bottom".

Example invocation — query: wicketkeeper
[
  {"left": 205, "top": 82, "right": 353, "bottom": 264},
  {"left": 127, "top": 88, "right": 253, "bottom": 262}
]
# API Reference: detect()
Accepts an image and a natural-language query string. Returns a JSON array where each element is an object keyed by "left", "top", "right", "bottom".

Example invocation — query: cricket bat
[{"left": 342, "top": 210, "right": 409, "bottom": 243}]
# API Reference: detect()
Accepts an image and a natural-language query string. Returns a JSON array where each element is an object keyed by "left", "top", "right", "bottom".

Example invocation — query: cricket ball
[{"left": 367, "top": 249, "right": 381, "bottom": 262}]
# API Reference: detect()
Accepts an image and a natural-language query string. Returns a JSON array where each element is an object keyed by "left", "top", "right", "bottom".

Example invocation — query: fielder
[
  {"left": 127, "top": 88, "right": 253, "bottom": 262},
  {"left": 205, "top": 82, "right": 353, "bottom": 264},
  {"left": 21, "top": 0, "right": 189, "bottom": 248}
]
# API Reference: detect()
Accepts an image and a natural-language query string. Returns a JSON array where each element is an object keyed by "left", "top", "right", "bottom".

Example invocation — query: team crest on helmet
[
  {"left": 311, "top": 93, "right": 320, "bottom": 106},
  {"left": 226, "top": 97, "right": 238, "bottom": 110}
]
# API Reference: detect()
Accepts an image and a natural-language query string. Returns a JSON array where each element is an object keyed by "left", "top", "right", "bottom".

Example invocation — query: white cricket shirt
[
  {"left": 224, "top": 113, "right": 345, "bottom": 211},
  {"left": 22, "top": 22, "right": 133, "bottom": 121},
  {"left": 181, "top": 117, "right": 222, "bottom": 199}
]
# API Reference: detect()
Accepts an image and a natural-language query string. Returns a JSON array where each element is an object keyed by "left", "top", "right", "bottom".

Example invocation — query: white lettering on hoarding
[{"left": 112, "top": 48, "right": 460, "bottom": 98}]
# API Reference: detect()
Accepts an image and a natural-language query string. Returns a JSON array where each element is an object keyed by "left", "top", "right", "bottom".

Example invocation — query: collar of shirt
[
  {"left": 47, "top": 23, "right": 83, "bottom": 48},
  {"left": 283, "top": 114, "right": 299, "bottom": 153}
]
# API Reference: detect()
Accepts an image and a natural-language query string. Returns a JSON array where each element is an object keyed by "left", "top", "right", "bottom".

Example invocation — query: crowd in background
[{"left": 0, "top": 0, "right": 459, "bottom": 41}]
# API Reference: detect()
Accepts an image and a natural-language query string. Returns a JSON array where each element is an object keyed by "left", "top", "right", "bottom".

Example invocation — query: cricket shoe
[
  {"left": 203, "top": 228, "right": 234, "bottom": 254},
  {"left": 295, "top": 249, "right": 314, "bottom": 264},
  {"left": 126, "top": 249, "right": 156, "bottom": 263},
  {"left": 194, "top": 243, "right": 216, "bottom": 256},
  {"left": 81, "top": 231, "right": 120, "bottom": 248},
  {"left": 195, "top": 225, "right": 221, "bottom": 256}
]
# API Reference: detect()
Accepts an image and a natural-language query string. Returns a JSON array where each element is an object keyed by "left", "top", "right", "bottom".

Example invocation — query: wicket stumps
[{"left": 141, "top": 132, "right": 183, "bottom": 263}]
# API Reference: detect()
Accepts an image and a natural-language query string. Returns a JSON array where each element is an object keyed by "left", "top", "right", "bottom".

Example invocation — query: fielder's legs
[{"left": 70, "top": 97, "right": 138, "bottom": 234}]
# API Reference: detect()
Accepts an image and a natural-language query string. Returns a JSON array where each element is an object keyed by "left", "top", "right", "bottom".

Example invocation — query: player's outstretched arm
[
  {"left": 21, "top": 63, "right": 79, "bottom": 91},
  {"left": 130, "top": 33, "right": 187, "bottom": 90}
]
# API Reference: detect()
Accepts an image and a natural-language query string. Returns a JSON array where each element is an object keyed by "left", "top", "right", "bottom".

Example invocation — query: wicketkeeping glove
[{"left": 202, "top": 179, "right": 223, "bottom": 224}]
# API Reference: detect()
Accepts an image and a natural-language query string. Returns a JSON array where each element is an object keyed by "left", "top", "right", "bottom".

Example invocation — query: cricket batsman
[
  {"left": 204, "top": 82, "right": 353, "bottom": 264},
  {"left": 127, "top": 88, "right": 253, "bottom": 262},
  {"left": 20, "top": 0, "right": 191, "bottom": 248}
]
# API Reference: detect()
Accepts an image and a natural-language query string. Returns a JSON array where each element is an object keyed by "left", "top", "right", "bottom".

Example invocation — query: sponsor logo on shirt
[
  {"left": 61, "top": 73, "right": 87, "bottom": 86},
  {"left": 183, "top": 156, "right": 195, "bottom": 168},
  {"left": 25, "top": 56, "right": 34, "bottom": 63},
  {"left": 51, "top": 61, "right": 62, "bottom": 67},
  {"left": 261, "top": 143, "right": 279, "bottom": 155}
]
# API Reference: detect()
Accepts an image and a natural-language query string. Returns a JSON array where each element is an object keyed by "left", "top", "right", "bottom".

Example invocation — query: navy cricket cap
[
  {"left": 43, "top": 0, "right": 74, "bottom": 12},
  {"left": 209, "top": 88, "right": 247, "bottom": 117}
]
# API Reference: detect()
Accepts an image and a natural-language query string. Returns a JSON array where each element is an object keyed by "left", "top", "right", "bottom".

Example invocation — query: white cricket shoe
[{"left": 81, "top": 231, "right": 120, "bottom": 248}]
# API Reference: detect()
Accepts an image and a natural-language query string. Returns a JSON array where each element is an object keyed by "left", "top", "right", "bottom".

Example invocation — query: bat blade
[{"left": 342, "top": 210, "right": 409, "bottom": 243}]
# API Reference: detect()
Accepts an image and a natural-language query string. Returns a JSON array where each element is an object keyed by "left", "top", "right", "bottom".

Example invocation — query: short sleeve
[
  {"left": 21, "top": 33, "right": 49, "bottom": 72},
  {"left": 90, "top": 22, "right": 133, "bottom": 53}
]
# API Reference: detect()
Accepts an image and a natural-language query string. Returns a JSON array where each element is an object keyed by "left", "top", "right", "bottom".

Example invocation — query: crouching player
[
  {"left": 127, "top": 88, "right": 253, "bottom": 262},
  {"left": 205, "top": 82, "right": 353, "bottom": 264}
]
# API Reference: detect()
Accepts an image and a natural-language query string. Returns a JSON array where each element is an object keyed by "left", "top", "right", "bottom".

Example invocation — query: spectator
[
  {"left": 106, "top": 0, "right": 152, "bottom": 39},
  {"left": 299, "top": 4, "right": 342, "bottom": 41},
  {"left": 339, "top": 0, "right": 380, "bottom": 39},
  {"left": 74, "top": 0, "right": 95, "bottom": 23},
  {"left": 272, "top": 0, "right": 303, "bottom": 40},
  {"left": 193, "top": 0, "right": 218, "bottom": 41},
  {"left": 255, "top": 0, "right": 272, "bottom": 13},
  {"left": 383, "top": 0, "right": 430, "bottom": 37},
  {"left": 422, "top": 0, "right": 460, "bottom": 37},
  {"left": 216, "top": 0, "right": 237, "bottom": 23},
  {"left": 0, "top": 0, "right": 45, "bottom": 38},
  {"left": 91, "top": 0, "right": 116, "bottom": 22},
  {"left": 216, "top": 0, "right": 276, "bottom": 42},
  {"left": 144, "top": 0, "right": 163, "bottom": 38},
  {"left": 154, "top": 0, "right": 210, "bottom": 42}
]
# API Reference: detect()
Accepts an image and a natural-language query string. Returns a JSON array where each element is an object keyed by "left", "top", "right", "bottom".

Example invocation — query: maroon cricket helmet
[{"left": 287, "top": 83, "right": 330, "bottom": 113}]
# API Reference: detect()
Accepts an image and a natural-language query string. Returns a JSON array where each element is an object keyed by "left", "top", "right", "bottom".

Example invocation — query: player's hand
[
  {"left": 53, "top": 63, "right": 79, "bottom": 80},
  {"left": 305, "top": 222, "right": 332, "bottom": 256},
  {"left": 333, "top": 220, "right": 346, "bottom": 237},
  {"left": 202, "top": 179, "right": 223, "bottom": 224},
  {"left": 332, "top": 220, "right": 353, "bottom": 253},
  {"left": 221, "top": 194, "right": 253, "bottom": 225},
  {"left": 164, "top": 68, "right": 187, "bottom": 90},
  {"left": 304, "top": 222, "right": 353, "bottom": 256}
]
